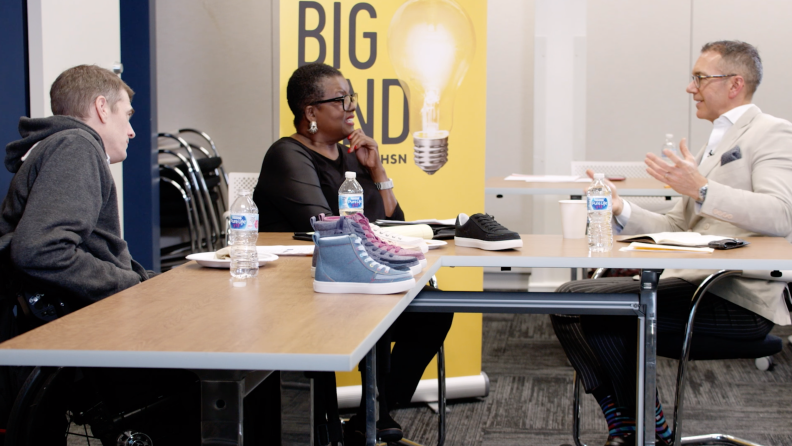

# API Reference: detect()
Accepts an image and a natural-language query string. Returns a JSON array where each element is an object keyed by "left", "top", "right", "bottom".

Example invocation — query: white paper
[
  {"left": 505, "top": 174, "right": 590, "bottom": 183},
  {"left": 620, "top": 232, "right": 734, "bottom": 247},
  {"left": 376, "top": 218, "right": 457, "bottom": 226},
  {"left": 258, "top": 245, "right": 314, "bottom": 256},
  {"left": 619, "top": 242, "right": 714, "bottom": 253}
]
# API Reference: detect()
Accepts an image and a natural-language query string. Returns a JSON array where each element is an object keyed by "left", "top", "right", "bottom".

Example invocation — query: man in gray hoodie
[{"left": 0, "top": 65, "right": 151, "bottom": 312}]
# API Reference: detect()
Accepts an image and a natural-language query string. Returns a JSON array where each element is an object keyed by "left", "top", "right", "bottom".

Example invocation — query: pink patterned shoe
[{"left": 345, "top": 213, "right": 427, "bottom": 270}]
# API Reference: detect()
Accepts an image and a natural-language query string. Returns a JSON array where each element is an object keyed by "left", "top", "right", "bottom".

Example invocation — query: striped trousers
[{"left": 550, "top": 277, "right": 774, "bottom": 410}]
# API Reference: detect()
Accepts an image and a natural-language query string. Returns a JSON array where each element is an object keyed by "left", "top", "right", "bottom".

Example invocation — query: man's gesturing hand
[{"left": 645, "top": 138, "right": 708, "bottom": 200}]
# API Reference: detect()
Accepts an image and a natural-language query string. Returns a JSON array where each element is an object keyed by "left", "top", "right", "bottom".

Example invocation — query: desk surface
[
  {"left": 0, "top": 233, "right": 426, "bottom": 372},
  {"left": 1, "top": 234, "right": 790, "bottom": 372},
  {"left": 486, "top": 177, "right": 682, "bottom": 197}
]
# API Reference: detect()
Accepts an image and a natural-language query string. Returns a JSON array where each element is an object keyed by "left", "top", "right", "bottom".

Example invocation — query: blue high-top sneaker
[
  {"left": 313, "top": 233, "right": 415, "bottom": 294},
  {"left": 310, "top": 216, "right": 419, "bottom": 277}
]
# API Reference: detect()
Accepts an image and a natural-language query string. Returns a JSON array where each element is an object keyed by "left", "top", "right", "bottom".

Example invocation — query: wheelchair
[{"left": 6, "top": 365, "right": 201, "bottom": 446}]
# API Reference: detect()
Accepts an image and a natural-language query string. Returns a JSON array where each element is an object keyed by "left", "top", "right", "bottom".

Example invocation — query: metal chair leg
[
  {"left": 571, "top": 372, "right": 587, "bottom": 446},
  {"left": 437, "top": 344, "right": 446, "bottom": 446},
  {"left": 672, "top": 270, "right": 741, "bottom": 446},
  {"left": 396, "top": 343, "right": 446, "bottom": 446},
  {"left": 679, "top": 433, "right": 767, "bottom": 445}
]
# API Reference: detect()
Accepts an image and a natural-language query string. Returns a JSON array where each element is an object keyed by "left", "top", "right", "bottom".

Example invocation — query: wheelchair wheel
[
  {"left": 6, "top": 366, "right": 74, "bottom": 445},
  {"left": 6, "top": 366, "right": 201, "bottom": 446}
]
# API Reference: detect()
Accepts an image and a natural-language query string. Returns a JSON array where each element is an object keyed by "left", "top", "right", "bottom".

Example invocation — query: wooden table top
[
  {"left": 486, "top": 177, "right": 682, "bottom": 197},
  {"left": 0, "top": 233, "right": 430, "bottom": 372},
  {"left": 1, "top": 233, "right": 790, "bottom": 372}
]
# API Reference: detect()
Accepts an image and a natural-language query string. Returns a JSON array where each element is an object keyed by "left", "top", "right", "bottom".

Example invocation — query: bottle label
[
  {"left": 339, "top": 194, "right": 364, "bottom": 210},
  {"left": 230, "top": 213, "right": 259, "bottom": 230},
  {"left": 588, "top": 197, "right": 611, "bottom": 211}
]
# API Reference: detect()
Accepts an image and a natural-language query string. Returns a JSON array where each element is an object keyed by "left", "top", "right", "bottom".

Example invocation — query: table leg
[
  {"left": 638, "top": 270, "right": 661, "bottom": 446},
  {"left": 193, "top": 370, "right": 274, "bottom": 446},
  {"left": 364, "top": 348, "right": 377, "bottom": 446}
]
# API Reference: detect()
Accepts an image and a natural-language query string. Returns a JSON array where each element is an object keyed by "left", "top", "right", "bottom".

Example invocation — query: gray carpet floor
[{"left": 282, "top": 313, "right": 792, "bottom": 446}]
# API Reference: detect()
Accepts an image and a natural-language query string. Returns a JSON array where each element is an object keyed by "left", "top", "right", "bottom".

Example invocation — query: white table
[{"left": 411, "top": 235, "right": 792, "bottom": 446}]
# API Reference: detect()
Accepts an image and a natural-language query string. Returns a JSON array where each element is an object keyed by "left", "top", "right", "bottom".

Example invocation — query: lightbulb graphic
[{"left": 388, "top": 0, "right": 476, "bottom": 174}]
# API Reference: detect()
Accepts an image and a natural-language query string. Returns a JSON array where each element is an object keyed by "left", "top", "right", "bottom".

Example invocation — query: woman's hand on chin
[{"left": 347, "top": 129, "right": 385, "bottom": 175}]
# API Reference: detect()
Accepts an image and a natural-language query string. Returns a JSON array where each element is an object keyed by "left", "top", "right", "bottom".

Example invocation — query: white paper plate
[
  {"left": 186, "top": 251, "right": 279, "bottom": 268},
  {"left": 425, "top": 240, "right": 448, "bottom": 249}
]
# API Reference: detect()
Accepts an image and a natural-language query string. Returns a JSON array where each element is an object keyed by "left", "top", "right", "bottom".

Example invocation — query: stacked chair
[{"left": 158, "top": 129, "right": 228, "bottom": 270}]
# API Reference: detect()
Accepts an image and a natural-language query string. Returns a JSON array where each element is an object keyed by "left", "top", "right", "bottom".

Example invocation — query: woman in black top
[
  {"left": 254, "top": 65, "right": 402, "bottom": 231},
  {"left": 254, "top": 63, "right": 453, "bottom": 445}
]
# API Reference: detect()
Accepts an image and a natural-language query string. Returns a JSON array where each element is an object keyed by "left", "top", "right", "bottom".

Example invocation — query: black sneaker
[
  {"left": 454, "top": 213, "right": 523, "bottom": 250},
  {"left": 343, "top": 414, "right": 404, "bottom": 445}
]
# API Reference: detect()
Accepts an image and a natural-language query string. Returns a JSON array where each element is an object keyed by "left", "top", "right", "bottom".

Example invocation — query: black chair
[
  {"left": 566, "top": 269, "right": 788, "bottom": 446},
  {"left": 158, "top": 133, "right": 222, "bottom": 251}
]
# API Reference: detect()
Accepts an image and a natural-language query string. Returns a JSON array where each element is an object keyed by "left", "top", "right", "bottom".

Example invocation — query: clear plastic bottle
[
  {"left": 338, "top": 171, "right": 364, "bottom": 216},
  {"left": 587, "top": 173, "right": 613, "bottom": 252},
  {"left": 661, "top": 133, "right": 677, "bottom": 163},
  {"left": 229, "top": 190, "right": 259, "bottom": 280}
]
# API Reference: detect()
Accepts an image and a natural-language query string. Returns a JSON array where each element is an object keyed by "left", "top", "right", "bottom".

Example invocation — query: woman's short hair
[
  {"left": 50, "top": 65, "right": 135, "bottom": 119},
  {"left": 701, "top": 40, "right": 763, "bottom": 98},
  {"left": 287, "top": 63, "right": 343, "bottom": 128}
]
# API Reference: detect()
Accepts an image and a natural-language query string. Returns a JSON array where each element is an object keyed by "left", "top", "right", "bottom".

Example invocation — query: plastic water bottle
[
  {"left": 229, "top": 190, "right": 259, "bottom": 281},
  {"left": 587, "top": 173, "right": 613, "bottom": 252},
  {"left": 338, "top": 171, "right": 364, "bottom": 216},
  {"left": 661, "top": 133, "right": 677, "bottom": 164}
]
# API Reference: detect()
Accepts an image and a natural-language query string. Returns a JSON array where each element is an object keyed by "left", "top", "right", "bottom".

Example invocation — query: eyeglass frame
[
  {"left": 690, "top": 73, "right": 737, "bottom": 89},
  {"left": 311, "top": 92, "right": 358, "bottom": 111}
]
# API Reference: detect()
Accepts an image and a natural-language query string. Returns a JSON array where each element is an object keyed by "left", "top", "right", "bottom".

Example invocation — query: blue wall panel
[
  {"left": 121, "top": 0, "right": 160, "bottom": 271},
  {"left": 0, "top": 0, "right": 29, "bottom": 198}
]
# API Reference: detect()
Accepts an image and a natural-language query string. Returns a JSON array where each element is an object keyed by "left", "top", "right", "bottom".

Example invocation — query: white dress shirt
[{"left": 613, "top": 104, "right": 758, "bottom": 232}]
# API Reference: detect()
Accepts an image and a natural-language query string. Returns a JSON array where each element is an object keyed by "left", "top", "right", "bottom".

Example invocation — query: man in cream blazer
[
  {"left": 551, "top": 41, "right": 792, "bottom": 446},
  {"left": 624, "top": 103, "right": 792, "bottom": 326}
]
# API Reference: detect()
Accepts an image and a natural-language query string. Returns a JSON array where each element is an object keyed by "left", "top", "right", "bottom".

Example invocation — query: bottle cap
[
  {"left": 665, "top": 133, "right": 673, "bottom": 139},
  {"left": 594, "top": 173, "right": 605, "bottom": 180},
  {"left": 345, "top": 171, "right": 356, "bottom": 179}
]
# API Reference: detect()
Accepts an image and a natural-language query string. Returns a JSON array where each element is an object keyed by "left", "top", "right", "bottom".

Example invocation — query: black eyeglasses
[
  {"left": 690, "top": 74, "right": 737, "bottom": 89},
  {"left": 311, "top": 93, "right": 358, "bottom": 111}
]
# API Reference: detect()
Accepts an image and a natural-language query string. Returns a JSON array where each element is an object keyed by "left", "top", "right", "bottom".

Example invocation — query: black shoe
[
  {"left": 454, "top": 213, "right": 522, "bottom": 250},
  {"left": 343, "top": 414, "right": 404, "bottom": 445},
  {"left": 376, "top": 414, "right": 403, "bottom": 443},
  {"left": 604, "top": 433, "right": 635, "bottom": 446},
  {"left": 655, "top": 434, "right": 673, "bottom": 446},
  {"left": 602, "top": 433, "right": 672, "bottom": 446}
]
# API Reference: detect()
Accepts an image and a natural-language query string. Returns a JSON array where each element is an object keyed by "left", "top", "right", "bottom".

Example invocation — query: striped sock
[
  {"left": 597, "top": 395, "right": 636, "bottom": 437},
  {"left": 655, "top": 395, "right": 673, "bottom": 442}
]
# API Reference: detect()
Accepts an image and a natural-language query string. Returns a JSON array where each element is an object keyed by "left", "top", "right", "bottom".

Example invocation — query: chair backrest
[
  {"left": 227, "top": 172, "right": 260, "bottom": 204},
  {"left": 570, "top": 161, "right": 649, "bottom": 178}
]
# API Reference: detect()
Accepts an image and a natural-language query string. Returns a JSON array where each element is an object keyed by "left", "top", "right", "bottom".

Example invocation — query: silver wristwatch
[
  {"left": 697, "top": 183, "right": 708, "bottom": 203},
  {"left": 375, "top": 178, "right": 394, "bottom": 190}
]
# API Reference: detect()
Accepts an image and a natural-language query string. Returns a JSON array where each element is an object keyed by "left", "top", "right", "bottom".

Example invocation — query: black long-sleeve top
[{"left": 253, "top": 137, "right": 404, "bottom": 232}]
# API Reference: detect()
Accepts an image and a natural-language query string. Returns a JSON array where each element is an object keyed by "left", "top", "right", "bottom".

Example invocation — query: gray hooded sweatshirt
[{"left": 0, "top": 116, "right": 148, "bottom": 308}]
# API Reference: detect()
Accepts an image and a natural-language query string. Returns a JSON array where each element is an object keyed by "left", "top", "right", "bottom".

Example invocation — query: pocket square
[{"left": 721, "top": 146, "right": 742, "bottom": 165}]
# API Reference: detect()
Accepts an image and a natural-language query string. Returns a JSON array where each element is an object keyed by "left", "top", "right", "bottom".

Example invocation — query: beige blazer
[{"left": 623, "top": 106, "right": 792, "bottom": 325}]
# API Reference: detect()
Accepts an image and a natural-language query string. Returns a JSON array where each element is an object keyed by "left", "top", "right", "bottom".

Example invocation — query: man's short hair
[
  {"left": 286, "top": 63, "right": 344, "bottom": 128},
  {"left": 50, "top": 65, "right": 135, "bottom": 119},
  {"left": 701, "top": 40, "right": 763, "bottom": 98}
]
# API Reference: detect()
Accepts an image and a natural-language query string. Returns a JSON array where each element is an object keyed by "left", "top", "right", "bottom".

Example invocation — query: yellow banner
[{"left": 279, "top": 0, "right": 487, "bottom": 385}]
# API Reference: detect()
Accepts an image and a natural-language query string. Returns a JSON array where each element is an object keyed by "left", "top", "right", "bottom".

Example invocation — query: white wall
[
  {"left": 484, "top": 0, "right": 535, "bottom": 235},
  {"left": 586, "top": 1, "right": 691, "bottom": 162},
  {"left": 689, "top": 0, "right": 792, "bottom": 151},
  {"left": 585, "top": 0, "right": 792, "bottom": 161},
  {"left": 156, "top": 0, "right": 279, "bottom": 175},
  {"left": 27, "top": 0, "right": 124, "bottom": 232}
]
